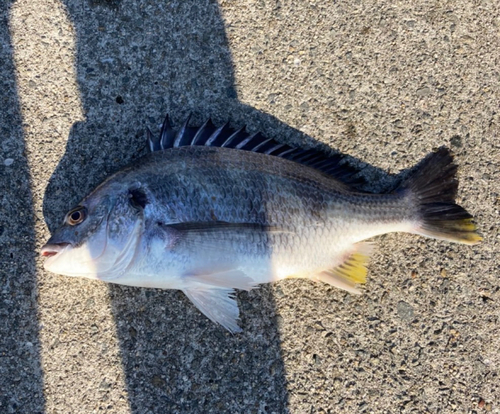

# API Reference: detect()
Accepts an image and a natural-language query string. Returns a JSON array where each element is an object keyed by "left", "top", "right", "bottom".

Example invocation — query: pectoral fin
[
  {"left": 164, "top": 221, "right": 290, "bottom": 255},
  {"left": 183, "top": 286, "right": 242, "bottom": 333}
]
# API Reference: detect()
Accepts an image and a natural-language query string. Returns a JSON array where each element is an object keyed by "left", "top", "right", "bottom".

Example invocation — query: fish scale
[{"left": 42, "top": 116, "right": 481, "bottom": 333}]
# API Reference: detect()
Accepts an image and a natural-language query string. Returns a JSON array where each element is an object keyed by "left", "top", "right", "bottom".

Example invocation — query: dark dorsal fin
[{"left": 147, "top": 114, "right": 364, "bottom": 187}]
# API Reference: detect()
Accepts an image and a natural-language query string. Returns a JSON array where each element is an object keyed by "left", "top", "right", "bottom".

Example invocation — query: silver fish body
[{"left": 42, "top": 118, "right": 481, "bottom": 332}]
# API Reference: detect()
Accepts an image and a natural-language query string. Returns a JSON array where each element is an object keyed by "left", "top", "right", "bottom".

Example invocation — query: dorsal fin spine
[
  {"left": 160, "top": 114, "right": 175, "bottom": 149},
  {"left": 264, "top": 144, "right": 286, "bottom": 154},
  {"left": 251, "top": 137, "right": 274, "bottom": 152},
  {"left": 280, "top": 148, "right": 301, "bottom": 157},
  {"left": 221, "top": 127, "right": 246, "bottom": 148},
  {"left": 234, "top": 132, "right": 257, "bottom": 149},
  {"left": 146, "top": 127, "right": 158, "bottom": 152},
  {"left": 191, "top": 118, "right": 211, "bottom": 145},
  {"left": 173, "top": 115, "right": 191, "bottom": 147},
  {"left": 205, "top": 123, "right": 228, "bottom": 146}
]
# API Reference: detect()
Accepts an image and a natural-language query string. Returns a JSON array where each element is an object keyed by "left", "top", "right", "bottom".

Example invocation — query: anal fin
[{"left": 315, "top": 242, "right": 374, "bottom": 294}]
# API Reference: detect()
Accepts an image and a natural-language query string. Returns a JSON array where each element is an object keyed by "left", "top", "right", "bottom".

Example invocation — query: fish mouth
[{"left": 41, "top": 243, "right": 70, "bottom": 258}]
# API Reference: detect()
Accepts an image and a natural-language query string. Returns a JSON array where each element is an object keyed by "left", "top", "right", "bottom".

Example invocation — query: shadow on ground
[
  {"left": 0, "top": 2, "right": 45, "bottom": 413},
  {"left": 42, "top": 1, "right": 391, "bottom": 412}
]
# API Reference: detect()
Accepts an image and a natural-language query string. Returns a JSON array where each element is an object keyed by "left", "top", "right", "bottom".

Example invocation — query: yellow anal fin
[{"left": 316, "top": 243, "right": 374, "bottom": 295}]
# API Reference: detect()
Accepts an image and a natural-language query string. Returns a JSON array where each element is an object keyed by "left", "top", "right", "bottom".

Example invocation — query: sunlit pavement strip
[{"left": 2, "top": 0, "right": 499, "bottom": 413}]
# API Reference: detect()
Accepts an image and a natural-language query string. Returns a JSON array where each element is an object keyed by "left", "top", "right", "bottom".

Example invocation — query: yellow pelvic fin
[{"left": 315, "top": 243, "right": 374, "bottom": 295}]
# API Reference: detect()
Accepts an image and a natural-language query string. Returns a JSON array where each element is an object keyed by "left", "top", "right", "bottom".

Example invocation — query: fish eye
[{"left": 66, "top": 207, "right": 87, "bottom": 226}]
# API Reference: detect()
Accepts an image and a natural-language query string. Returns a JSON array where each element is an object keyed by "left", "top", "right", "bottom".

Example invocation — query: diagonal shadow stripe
[{"left": 0, "top": 2, "right": 45, "bottom": 413}]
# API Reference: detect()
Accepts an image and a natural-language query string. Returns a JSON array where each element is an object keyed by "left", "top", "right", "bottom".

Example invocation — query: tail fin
[{"left": 400, "top": 147, "right": 481, "bottom": 245}]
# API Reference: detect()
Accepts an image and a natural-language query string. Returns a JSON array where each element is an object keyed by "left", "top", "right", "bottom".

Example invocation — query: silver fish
[{"left": 42, "top": 116, "right": 481, "bottom": 332}]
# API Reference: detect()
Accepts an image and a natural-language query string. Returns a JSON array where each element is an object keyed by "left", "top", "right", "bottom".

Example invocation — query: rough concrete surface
[{"left": 1, "top": 0, "right": 499, "bottom": 413}]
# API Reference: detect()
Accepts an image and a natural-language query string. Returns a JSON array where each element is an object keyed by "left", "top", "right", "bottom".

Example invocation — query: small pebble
[
  {"left": 4, "top": 158, "right": 14, "bottom": 166},
  {"left": 416, "top": 86, "right": 431, "bottom": 96},
  {"left": 397, "top": 301, "right": 414, "bottom": 321}
]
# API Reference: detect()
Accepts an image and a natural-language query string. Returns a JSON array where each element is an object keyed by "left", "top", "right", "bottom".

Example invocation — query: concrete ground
[{"left": 1, "top": 0, "right": 499, "bottom": 413}]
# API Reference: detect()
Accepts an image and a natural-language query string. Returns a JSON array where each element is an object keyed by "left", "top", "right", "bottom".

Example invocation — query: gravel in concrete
[{"left": 1, "top": 0, "right": 499, "bottom": 413}]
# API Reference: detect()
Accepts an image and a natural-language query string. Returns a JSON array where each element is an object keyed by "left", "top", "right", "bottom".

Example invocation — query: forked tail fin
[{"left": 400, "top": 147, "right": 482, "bottom": 245}]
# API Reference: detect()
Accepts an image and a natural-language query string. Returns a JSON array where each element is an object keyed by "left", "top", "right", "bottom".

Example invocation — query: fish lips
[
  {"left": 41, "top": 242, "right": 70, "bottom": 256},
  {"left": 41, "top": 242, "right": 70, "bottom": 269}
]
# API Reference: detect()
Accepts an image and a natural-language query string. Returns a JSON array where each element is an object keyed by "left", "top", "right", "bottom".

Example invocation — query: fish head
[{"left": 41, "top": 179, "right": 147, "bottom": 280}]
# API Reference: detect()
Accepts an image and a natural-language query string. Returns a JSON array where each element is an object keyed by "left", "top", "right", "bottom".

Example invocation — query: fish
[{"left": 41, "top": 115, "right": 481, "bottom": 333}]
